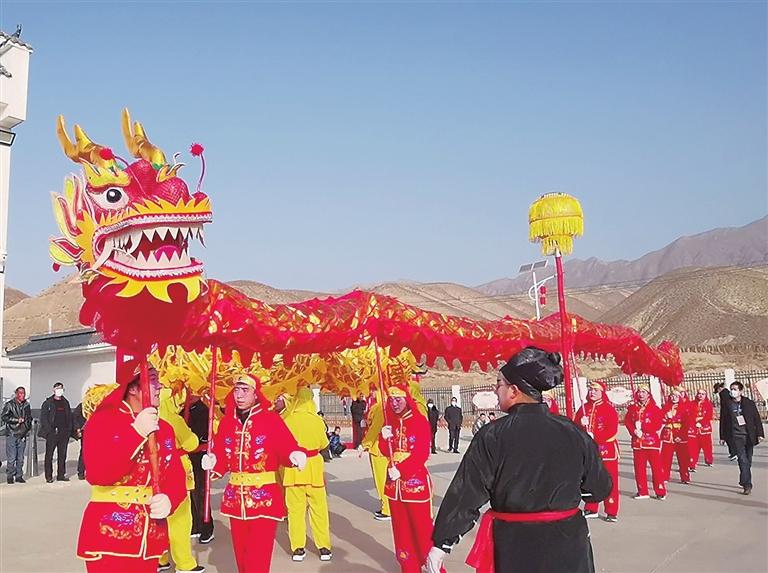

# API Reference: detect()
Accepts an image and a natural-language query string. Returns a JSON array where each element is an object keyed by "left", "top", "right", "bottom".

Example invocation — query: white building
[{"left": 6, "top": 329, "right": 116, "bottom": 409}]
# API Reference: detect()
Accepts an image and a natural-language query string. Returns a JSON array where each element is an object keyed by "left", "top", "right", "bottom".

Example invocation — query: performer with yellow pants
[
  {"left": 158, "top": 390, "right": 205, "bottom": 573},
  {"left": 281, "top": 387, "right": 333, "bottom": 562},
  {"left": 362, "top": 391, "right": 390, "bottom": 521}
]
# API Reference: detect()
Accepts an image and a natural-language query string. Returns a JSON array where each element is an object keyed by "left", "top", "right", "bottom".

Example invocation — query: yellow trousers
[
  {"left": 370, "top": 453, "right": 390, "bottom": 516},
  {"left": 286, "top": 485, "right": 332, "bottom": 551},
  {"left": 159, "top": 493, "right": 197, "bottom": 571}
]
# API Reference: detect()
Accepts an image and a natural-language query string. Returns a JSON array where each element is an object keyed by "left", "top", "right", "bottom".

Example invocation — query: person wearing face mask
[
  {"left": 444, "top": 397, "right": 463, "bottom": 453},
  {"left": 688, "top": 388, "right": 714, "bottom": 471},
  {"left": 379, "top": 384, "right": 443, "bottom": 573},
  {"left": 660, "top": 389, "right": 691, "bottom": 485},
  {"left": 77, "top": 361, "right": 186, "bottom": 573},
  {"left": 719, "top": 382, "right": 764, "bottom": 495},
  {"left": 39, "top": 381, "right": 74, "bottom": 483},
  {"left": 575, "top": 380, "right": 620, "bottom": 522},
  {"left": 427, "top": 348, "right": 611, "bottom": 573},
  {"left": 426, "top": 399, "right": 440, "bottom": 454},
  {"left": 624, "top": 385, "right": 666, "bottom": 500}
]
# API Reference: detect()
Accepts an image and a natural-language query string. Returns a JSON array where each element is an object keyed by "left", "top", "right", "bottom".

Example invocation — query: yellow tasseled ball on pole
[{"left": 529, "top": 192, "right": 584, "bottom": 256}]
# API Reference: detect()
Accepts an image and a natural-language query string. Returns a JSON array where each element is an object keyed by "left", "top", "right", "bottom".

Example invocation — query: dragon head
[{"left": 50, "top": 109, "right": 212, "bottom": 303}]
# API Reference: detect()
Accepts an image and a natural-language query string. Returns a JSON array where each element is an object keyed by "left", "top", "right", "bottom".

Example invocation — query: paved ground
[{"left": 1, "top": 426, "right": 766, "bottom": 573}]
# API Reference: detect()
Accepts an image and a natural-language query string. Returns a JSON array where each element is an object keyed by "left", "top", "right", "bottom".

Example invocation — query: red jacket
[
  {"left": 211, "top": 400, "right": 300, "bottom": 520},
  {"left": 379, "top": 407, "right": 432, "bottom": 503},
  {"left": 77, "top": 401, "right": 186, "bottom": 561},
  {"left": 660, "top": 401, "right": 689, "bottom": 443},
  {"left": 688, "top": 398, "right": 713, "bottom": 436},
  {"left": 575, "top": 399, "right": 619, "bottom": 461},
  {"left": 624, "top": 399, "right": 663, "bottom": 450}
]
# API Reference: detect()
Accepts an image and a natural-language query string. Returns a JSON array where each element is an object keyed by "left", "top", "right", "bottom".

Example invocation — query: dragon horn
[
  {"left": 121, "top": 108, "right": 167, "bottom": 166},
  {"left": 56, "top": 115, "right": 114, "bottom": 168}
]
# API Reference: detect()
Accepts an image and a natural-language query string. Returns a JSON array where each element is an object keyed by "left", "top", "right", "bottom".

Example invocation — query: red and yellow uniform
[
  {"left": 77, "top": 386, "right": 186, "bottom": 572},
  {"left": 575, "top": 381, "right": 620, "bottom": 517},
  {"left": 361, "top": 392, "right": 390, "bottom": 517},
  {"left": 688, "top": 396, "right": 714, "bottom": 469},
  {"left": 624, "top": 387, "right": 666, "bottom": 498},
  {"left": 210, "top": 380, "right": 301, "bottom": 573},
  {"left": 660, "top": 393, "right": 691, "bottom": 484},
  {"left": 158, "top": 391, "right": 200, "bottom": 572},
  {"left": 281, "top": 387, "right": 332, "bottom": 553},
  {"left": 378, "top": 385, "right": 440, "bottom": 573},
  {"left": 543, "top": 392, "right": 560, "bottom": 415}
]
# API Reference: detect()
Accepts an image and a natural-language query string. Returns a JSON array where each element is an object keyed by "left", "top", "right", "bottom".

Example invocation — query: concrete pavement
[{"left": 1, "top": 426, "right": 766, "bottom": 573}]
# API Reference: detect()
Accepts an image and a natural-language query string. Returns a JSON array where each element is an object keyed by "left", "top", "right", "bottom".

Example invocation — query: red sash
[{"left": 465, "top": 508, "right": 580, "bottom": 573}]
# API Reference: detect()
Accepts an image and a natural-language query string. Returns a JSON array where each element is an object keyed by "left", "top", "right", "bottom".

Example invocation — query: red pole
[
  {"left": 203, "top": 347, "right": 218, "bottom": 524},
  {"left": 555, "top": 251, "right": 574, "bottom": 418},
  {"left": 139, "top": 358, "right": 160, "bottom": 495}
]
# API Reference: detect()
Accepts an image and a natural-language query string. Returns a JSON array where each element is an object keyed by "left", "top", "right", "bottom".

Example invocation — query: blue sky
[{"left": 2, "top": 1, "right": 766, "bottom": 295}]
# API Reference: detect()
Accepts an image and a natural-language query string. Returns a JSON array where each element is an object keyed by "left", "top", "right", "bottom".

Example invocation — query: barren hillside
[{"left": 3, "top": 287, "right": 29, "bottom": 310}]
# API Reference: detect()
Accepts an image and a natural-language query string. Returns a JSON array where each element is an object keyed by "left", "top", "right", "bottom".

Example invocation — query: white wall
[
  {"left": 1, "top": 357, "right": 30, "bottom": 401},
  {"left": 24, "top": 349, "right": 116, "bottom": 409}
]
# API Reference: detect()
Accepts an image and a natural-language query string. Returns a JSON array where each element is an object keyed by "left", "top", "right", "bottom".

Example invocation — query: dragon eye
[
  {"left": 106, "top": 188, "right": 123, "bottom": 203},
  {"left": 91, "top": 186, "right": 129, "bottom": 210}
]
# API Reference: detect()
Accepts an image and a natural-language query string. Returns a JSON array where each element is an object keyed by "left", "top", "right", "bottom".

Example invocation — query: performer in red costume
[
  {"left": 688, "top": 388, "right": 714, "bottom": 470},
  {"left": 575, "top": 380, "right": 620, "bottom": 522},
  {"left": 378, "top": 385, "right": 444, "bottom": 573},
  {"left": 660, "top": 388, "right": 691, "bottom": 484},
  {"left": 202, "top": 374, "right": 307, "bottom": 573},
  {"left": 77, "top": 361, "right": 186, "bottom": 573},
  {"left": 624, "top": 385, "right": 666, "bottom": 500},
  {"left": 542, "top": 391, "right": 560, "bottom": 415}
]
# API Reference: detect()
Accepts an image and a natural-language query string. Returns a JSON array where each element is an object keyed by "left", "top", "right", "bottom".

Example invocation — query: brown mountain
[
  {"left": 477, "top": 216, "right": 768, "bottom": 295},
  {"left": 3, "top": 286, "right": 29, "bottom": 310}
]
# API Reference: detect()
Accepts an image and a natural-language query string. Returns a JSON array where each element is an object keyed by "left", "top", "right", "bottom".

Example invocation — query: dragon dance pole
[
  {"left": 204, "top": 346, "right": 218, "bottom": 523},
  {"left": 140, "top": 358, "right": 161, "bottom": 495},
  {"left": 373, "top": 339, "right": 394, "bottom": 466},
  {"left": 555, "top": 250, "right": 575, "bottom": 418}
]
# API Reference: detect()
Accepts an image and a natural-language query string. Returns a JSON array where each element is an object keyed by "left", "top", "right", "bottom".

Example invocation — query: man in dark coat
[
  {"left": 350, "top": 395, "right": 367, "bottom": 449},
  {"left": 39, "top": 381, "right": 74, "bottom": 483},
  {"left": 427, "top": 399, "right": 440, "bottom": 454},
  {"left": 718, "top": 381, "right": 764, "bottom": 495},
  {"left": 426, "top": 347, "right": 612, "bottom": 573},
  {"left": 73, "top": 402, "right": 87, "bottom": 480},
  {"left": 2, "top": 386, "right": 32, "bottom": 484},
  {"left": 443, "top": 397, "right": 463, "bottom": 453},
  {"left": 187, "top": 396, "right": 215, "bottom": 543}
]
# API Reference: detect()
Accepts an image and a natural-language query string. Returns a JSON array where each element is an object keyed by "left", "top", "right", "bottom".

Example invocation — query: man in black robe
[{"left": 426, "top": 347, "right": 612, "bottom": 573}]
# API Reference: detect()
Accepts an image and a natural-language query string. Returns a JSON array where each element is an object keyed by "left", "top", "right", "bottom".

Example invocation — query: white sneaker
[
  {"left": 633, "top": 494, "right": 650, "bottom": 500},
  {"left": 292, "top": 548, "right": 306, "bottom": 562}
]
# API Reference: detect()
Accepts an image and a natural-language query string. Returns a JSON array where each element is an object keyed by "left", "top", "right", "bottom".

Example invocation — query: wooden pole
[{"left": 203, "top": 347, "right": 218, "bottom": 524}]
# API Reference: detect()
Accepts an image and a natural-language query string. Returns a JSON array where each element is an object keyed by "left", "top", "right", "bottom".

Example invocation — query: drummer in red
[
  {"left": 77, "top": 361, "right": 187, "bottom": 572},
  {"left": 660, "top": 388, "right": 691, "bottom": 485},
  {"left": 688, "top": 388, "right": 714, "bottom": 470},
  {"left": 202, "top": 374, "right": 307, "bottom": 573},
  {"left": 575, "top": 381, "right": 620, "bottom": 522},
  {"left": 378, "top": 384, "right": 444, "bottom": 573},
  {"left": 624, "top": 384, "right": 666, "bottom": 500}
]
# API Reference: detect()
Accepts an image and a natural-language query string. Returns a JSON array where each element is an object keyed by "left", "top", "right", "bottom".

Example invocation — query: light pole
[
  {"left": 518, "top": 260, "right": 553, "bottom": 321},
  {"left": 0, "top": 28, "right": 33, "bottom": 375}
]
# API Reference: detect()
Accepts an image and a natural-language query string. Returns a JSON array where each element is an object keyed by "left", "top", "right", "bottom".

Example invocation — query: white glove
[
  {"left": 388, "top": 466, "right": 401, "bottom": 481},
  {"left": 149, "top": 493, "right": 171, "bottom": 519},
  {"left": 634, "top": 429, "right": 644, "bottom": 439},
  {"left": 696, "top": 423, "right": 702, "bottom": 428},
  {"left": 201, "top": 453, "right": 217, "bottom": 471},
  {"left": 289, "top": 451, "right": 307, "bottom": 471},
  {"left": 132, "top": 407, "right": 159, "bottom": 438},
  {"left": 381, "top": 425, "right": 393, "bottom": 440},
  {"left": 580, "top": 416, "right": 589, "bottom": 428},
  {"left": 425, "top": 546, "right": 446, "bottom": 573}
]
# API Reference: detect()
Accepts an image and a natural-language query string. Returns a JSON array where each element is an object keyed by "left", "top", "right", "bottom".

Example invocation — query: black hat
[{"left": 499, "top": 347, "right": 563, "bottom": 400}]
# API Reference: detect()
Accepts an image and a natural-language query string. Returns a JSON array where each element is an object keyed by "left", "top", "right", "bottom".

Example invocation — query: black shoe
[
  {"left": 319, "top": 548, "right": 332, "bottom": 561},
  {"left": 46, "top": 478, "right": 54, "bottom": 484},
  {"left": 704, "top": 462, "right": 712, "bottom": 467},
  {"left": 431, "top": 449, "right": 437, "bottom": 454},
  {"left": 583, "top": 510, "right": 598, "bottom": 519},
  {"left": 373, "top": 511, "right": 391, "bottom": 521},
  {"left": 689, "top": 467, "right": 696, "bottom": 473},
  {"left": 292, "top": 548, "right": 306, "bottom": 562},
  {"left": 605, "top": 515, "right": 618, "bottom": 523},
  {"left": 15, "top": 476, "right": 25, "bottom": 484},
  {"left": 7, "top": 476, "right": 14, "bottom": 484},
  {"left": 57, "top": 476, "right": 70, "bottom": 482},
  {"left": 742, "top": 486, "right": 752, "bottom": 496},
  {"left": 199, "top": 532, "right": 215, "bottom": 544},
  {"left": 177, "top": 567, "right": 206, "bottom": 573},
  {"left": 157, "top": 564, "right": 172, "bottom": 572},
  {"left": 78, "top": 474, "right": 86, "bottom": 480},
  {"left": 729, "top": 454, "right": 737, "bottom": 461}
]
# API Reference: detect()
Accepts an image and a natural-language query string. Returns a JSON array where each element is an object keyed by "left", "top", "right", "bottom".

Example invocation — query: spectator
[
  {"left": 444, "top": 397, "right": 463, "bottom": 454},
  {"left": 350, "top": 395, "right": 367, "bottom": 449},
  {"left": 39, "top": 381, "right": 74, "bottom": 483},
  {"left": 2, "top": 386, "right": 32, "bottom": 484},
  {"left": 719, "top": 381, "right": 764, "bottom": 495},
  {"left": 472, "top": 412, "right": 488, "bottom": 435},
  {"left": 427, "top": 399, "right": 440, "bottom": 454},
  {"left": 73, "top": 402, "right": 87, "bottom": 480},
  {"left": 329, "top": 426, "right": 346, "bottom": 457},
  {"left": 714, "top": 382, "right": 737, "bottom": 461},
  {"left": 341, "top": 397, "right": 349, "bottom": 417},
  {"left": 318, "top": 412, "right": 333, "bottom": 462},
  {"left": 488, "top": 412, "right": 496, "bottom": 422}
]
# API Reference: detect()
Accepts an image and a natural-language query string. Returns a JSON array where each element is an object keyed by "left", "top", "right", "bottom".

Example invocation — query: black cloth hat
[{"left": 499, "top": 347, "right": 563, "bottom": 400}]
